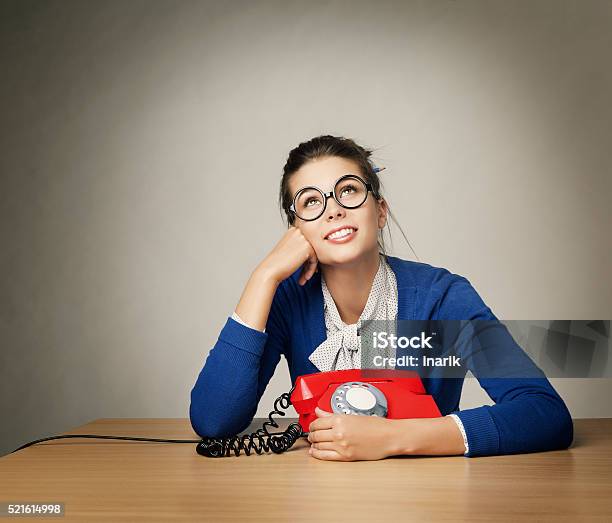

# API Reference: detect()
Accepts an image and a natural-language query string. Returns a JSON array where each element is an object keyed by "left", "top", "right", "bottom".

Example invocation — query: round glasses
[{"left": 289, "top": 174, "right": 375, "bottom": 222}]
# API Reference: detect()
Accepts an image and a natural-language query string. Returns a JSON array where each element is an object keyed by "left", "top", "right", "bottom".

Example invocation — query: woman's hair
[{"left": 278, "top": 135, "right": 418, "bottom": 260}]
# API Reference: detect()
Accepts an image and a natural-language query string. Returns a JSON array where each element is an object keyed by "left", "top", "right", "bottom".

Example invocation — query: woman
[{"left": 189, "top": 135, "right": 573, "bottom": 461}]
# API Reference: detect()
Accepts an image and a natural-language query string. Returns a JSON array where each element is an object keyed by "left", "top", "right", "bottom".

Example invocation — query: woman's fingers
[
  {"left": 310, "top": 441, "right": 337, "bottom": 451},
  {"left": 298, "top": 261, "right": 311, "bottom": 285},
  {"left": 309, "top": 447, "right": 344, "bottom": 460},
  {"left": 305, "top": 256, "right": 318, "bottom": 280},
  {"left": 308, "top": 428, "right": 336, "bottom": 443},
  {"left": 299, "top": 251, "right": 319, "bottom": 285}
]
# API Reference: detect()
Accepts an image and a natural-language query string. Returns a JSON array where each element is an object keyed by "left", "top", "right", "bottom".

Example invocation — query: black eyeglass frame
[{"left": 288, "top": 174, "right": 376, "bottom": 222}]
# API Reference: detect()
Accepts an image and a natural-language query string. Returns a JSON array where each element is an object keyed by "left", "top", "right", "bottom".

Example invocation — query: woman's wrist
[
  {"left": 234, "top": 266, "right": 280, "bottom": 332},
  {"left": 253, "top": 263, "right": 282, "bottom": 287},
  {"left": 386, "top": 416, "right": 467, "bottom": 457}
]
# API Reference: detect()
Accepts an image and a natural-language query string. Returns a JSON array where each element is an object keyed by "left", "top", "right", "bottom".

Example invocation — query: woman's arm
[
  {"left": 389, "top": 416, "right": 467, "bottom": 455},
  {"left": 189, "top": 269, "right": 288, "bottom": 438},
  {"left": 436, "top": 275, "right": 574, "bottom": 457},
  {"left": 308, "top": 272, "right": 573, "bottom": 461},
  {"left": 189, "top": 227, "right": 317, "bottom": 438},
  {"left": 308, "top": 408, "right": 466, "bottom": 460},
  {"left": 234, "top": 267, "right": 282, "bottom": 332}
]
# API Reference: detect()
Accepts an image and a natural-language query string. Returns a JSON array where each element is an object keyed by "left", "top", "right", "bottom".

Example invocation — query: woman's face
[{"left": 288, "top": 156, "right": 388, "bottom": 267}]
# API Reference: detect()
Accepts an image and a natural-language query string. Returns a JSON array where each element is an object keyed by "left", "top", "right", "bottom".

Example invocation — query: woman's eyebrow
[{"left": 296, "top": 173, "right": 356, "bottom": 194}]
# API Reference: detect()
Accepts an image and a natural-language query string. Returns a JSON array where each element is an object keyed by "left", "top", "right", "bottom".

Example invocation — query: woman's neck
[{"left": 320, "top": 249, "right": 382, "bottom": 325}]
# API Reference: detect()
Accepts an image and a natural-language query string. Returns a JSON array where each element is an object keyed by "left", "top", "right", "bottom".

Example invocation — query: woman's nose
[{"left": 325, "top": 198, "right": 346, "bottom": 221}]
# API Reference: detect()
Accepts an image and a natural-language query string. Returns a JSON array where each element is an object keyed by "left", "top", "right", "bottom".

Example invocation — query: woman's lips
[{"left": 326, "top": 229, "right": 357, "bottom": 244}]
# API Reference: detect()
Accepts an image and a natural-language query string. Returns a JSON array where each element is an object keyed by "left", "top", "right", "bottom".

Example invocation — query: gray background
[{"left": 1, "top": 0, "right": 611, "bottom": 456}]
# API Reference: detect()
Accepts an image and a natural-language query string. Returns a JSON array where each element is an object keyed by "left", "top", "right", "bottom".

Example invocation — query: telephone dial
[{"left": 196, "top": 369, "right": 440, "bottom": 458}]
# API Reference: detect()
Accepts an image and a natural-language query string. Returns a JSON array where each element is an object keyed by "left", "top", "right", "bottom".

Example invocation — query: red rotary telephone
[
  {"left": 196, "top": 368, "right": 441, "bottom": 457},
  {"left": 291, "top": 369, "right": 441, "bottom": 433}
]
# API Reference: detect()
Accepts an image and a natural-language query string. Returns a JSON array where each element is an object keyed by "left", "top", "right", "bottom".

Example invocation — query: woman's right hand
[{"left": 257, "top": 226, "right": 319, "bottom": 286}]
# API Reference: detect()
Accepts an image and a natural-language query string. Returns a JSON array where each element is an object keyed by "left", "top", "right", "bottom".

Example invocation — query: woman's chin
[{"left": 319, "top": 244, "right": 365, "bottom": 266}]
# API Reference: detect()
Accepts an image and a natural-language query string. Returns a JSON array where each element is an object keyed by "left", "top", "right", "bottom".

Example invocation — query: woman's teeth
[{"left": 328, "top": 228, "right": 355, "bottom": 240}]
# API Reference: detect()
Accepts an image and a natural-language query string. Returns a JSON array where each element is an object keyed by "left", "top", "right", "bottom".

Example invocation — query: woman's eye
[
  {"left": 306, "top": 198, "right": 321, "bottom": 207},
  {"left": 340, "top": 185, "right": 356, "bottom": 196}
]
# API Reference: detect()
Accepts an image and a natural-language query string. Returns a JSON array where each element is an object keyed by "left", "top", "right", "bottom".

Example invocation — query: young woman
[{"left": 189, "top": 135, "right": 573, "bottom": 461}]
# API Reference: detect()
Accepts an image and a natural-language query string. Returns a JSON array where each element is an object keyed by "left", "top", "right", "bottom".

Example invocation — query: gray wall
[{"left": 1, "top": 0, "right": 611, "bottom": 456}]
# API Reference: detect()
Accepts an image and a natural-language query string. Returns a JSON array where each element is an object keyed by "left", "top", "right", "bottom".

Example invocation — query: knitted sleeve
[
  {"left": 189, "top": 284, "right": 290, "bottom": 438},
  {"left": 231, "top": 310, "right": 266, "bottom": 333},
  {"left": 437, "top": 274, "right": 573, "bottom": 457}
]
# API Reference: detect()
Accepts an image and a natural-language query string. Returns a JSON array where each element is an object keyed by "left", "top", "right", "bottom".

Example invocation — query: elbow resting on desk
[
  {"left": 530, "top": 387, "right": 575, "bottom": 453},
  {"left": 492, "top": 387, "right": 575, "bottom": 456},
  {"left": 189, "top": 389, "right": 254, "bottom": 438},
  {"left": 189, "top": 402, "right": 253, "bottom": 439},
  {"left": 544, "top": 393, "right": 574, "bottom": 451}
]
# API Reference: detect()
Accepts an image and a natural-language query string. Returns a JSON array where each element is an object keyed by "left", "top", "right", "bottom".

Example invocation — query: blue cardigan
[{"left": 189, "top": 255, "right": 573, "bottom": 457}]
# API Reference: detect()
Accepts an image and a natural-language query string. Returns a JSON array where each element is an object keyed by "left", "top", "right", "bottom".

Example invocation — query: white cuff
[
  {"left": 231, "top": 311, "right": 266, "bottom": 333},
  {"left": 448, "top": 414, "right": 469, "bottom": 455}
]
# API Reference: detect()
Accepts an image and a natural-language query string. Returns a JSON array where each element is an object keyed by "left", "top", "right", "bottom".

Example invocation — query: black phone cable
[
  {"left": 196, "top": 387, "right": 305, "bottom": 458},
  {"left": 11, "top": 389, "right": 305, "bottom": 457},
  {"left": 12, "top": 434, "right": 201, "bottom": 453}
]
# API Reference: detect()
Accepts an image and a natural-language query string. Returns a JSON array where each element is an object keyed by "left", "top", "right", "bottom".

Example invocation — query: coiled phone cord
[
  {"left": 196, "top": 388, "right": 305, "bottom": 457},
  {"left": 11, "top": 389, "right": 305, "bottom": 458}
]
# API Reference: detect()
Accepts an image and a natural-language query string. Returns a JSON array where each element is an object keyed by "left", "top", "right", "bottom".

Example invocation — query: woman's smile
[{"left": 325, "top": 227, "right": 358, "bottom": 244}]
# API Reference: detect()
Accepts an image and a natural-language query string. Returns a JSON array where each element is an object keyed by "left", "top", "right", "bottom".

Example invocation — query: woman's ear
[{"left": 377, "top": 198, "right": 389, "bottom": 229}]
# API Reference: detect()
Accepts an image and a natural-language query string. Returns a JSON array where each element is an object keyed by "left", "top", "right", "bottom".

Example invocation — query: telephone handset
[{"left": 196, "top": 369, "right": 440, "bottom": 458}]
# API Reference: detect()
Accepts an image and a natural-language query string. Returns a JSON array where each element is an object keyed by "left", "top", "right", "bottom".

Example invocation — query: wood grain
[{"left": 1, "top": 418, "right": 611, "bottom": 521}]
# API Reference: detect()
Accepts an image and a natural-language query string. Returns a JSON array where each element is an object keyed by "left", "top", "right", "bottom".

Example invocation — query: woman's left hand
[{"left": 307, "top": 407, "right": 398, "bottom": 461}]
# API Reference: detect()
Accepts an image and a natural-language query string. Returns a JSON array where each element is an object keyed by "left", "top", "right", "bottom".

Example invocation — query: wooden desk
[{"left": 1, "top": 418, "right": 611, "bottom": 521}]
